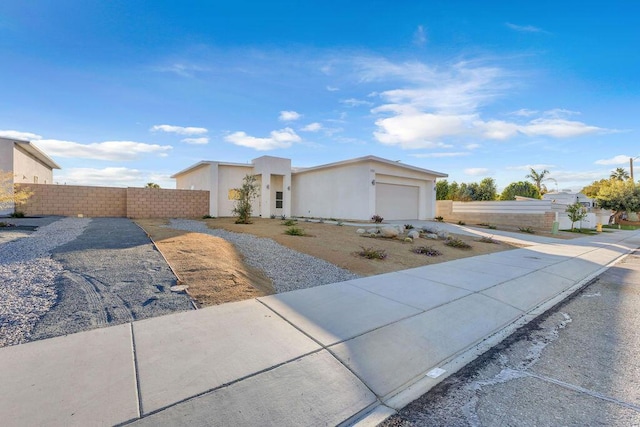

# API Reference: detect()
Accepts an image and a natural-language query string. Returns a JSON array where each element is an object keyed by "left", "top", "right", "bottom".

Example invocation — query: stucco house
[
  {"left": 172, "top": 155, "right": 447, "bottom": 220},
  {"left": 1, "top": 137, "right": 60, "bottom": 214}
]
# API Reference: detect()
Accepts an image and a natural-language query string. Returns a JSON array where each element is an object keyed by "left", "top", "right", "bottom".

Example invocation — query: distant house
[
  {"left": 172, "top": 155, "right": 447, "bottom": 221},
  {"left": 542, "top": 190, "right": 594, "bottom": 208},
  {"left": 1, "top": 137, "right": 61, "bottom": 214}
]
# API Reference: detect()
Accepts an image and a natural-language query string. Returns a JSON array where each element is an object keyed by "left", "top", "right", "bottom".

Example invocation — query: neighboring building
[
  {"left": 172, "top": 155, "right": 447, "bottom": 220},
  {"left": 542, "top": 190, "right": 594, "bottom": 208},
  {"left": 1, "top": 137, "right": 61, "bottom": 214}
]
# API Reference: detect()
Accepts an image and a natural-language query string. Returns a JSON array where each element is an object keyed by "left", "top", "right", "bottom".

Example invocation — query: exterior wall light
[{"left": 371, "top": 179, "right": 376, "bottom": 186}]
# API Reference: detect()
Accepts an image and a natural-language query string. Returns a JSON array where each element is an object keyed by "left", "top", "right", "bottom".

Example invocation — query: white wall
[
  {"left": 175, "top": 163, "right": 217, "bottom": 215},
  {"left": 292, "top": 163, "right": 370, "bottom": 219},
  {"left": 13, "top": 145, "right": 53, "bottom": 184},
  {"left": 217, "top": 165, "right": 257, "bottom": 217},
  {"left": 0, "top": 143, "right": 12, "bottom": 215}
]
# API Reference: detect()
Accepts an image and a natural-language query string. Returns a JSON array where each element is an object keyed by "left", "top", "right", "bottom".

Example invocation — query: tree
[
  {"left": 566, "top": 202, "right": 587, "bottom": 231},
  {"left": 525, "top": 168, "right": 551, "bottom": 195},
  {"left": 476, "top": 177, "right": 498, "bottom": 201},
  {"left": 581, "top": 179, "right": 610, "bottom": 198},
  {"left": 145, "top": 182, "right": 160, "bottom": 188},
  {"left": 610, "top": 167, "right": 630, "bottom": 181},
  {"left": 500, "top": 181, "right": 541, "bottom": 200},
  {"left": 232, "top": 174, "right": 259, "bottom": 224},
  {"left": 0, "top": 171, "right": 34, "bottom": 213},
  {"left": 591, "top": 179, "right": 640, "bottom": 223},
  {"left": 435, "top": 180, "right": 449, "bottom": 200}
]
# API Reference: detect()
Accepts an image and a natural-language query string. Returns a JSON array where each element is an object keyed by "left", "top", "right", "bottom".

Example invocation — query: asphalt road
[
  {"left": 382, "top": 249, "right": 640, "bottom": 426},
  {"left": 29, "top": 217, "right": 193, "bottom": 341}
]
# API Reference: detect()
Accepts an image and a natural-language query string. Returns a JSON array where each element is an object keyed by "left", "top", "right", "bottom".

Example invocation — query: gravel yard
[
  {"left": 0, "top": 217, "right": 193, "bottom": 347},
  {"left": 168, "top": 219, "right": 361, "bottom": 293}
]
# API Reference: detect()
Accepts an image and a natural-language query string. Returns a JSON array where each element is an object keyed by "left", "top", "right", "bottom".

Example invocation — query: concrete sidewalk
[{"left": 1, "top": 229, "right": 639, "bottom": 426}]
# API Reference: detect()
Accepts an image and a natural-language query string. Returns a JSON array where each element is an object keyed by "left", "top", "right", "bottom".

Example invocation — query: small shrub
[
  {"left": 412, "top": 246, "right": 442, "bottom": 256},
  {"left": 404, "top": 224, "right": 414, "bottom": 230},
  {"left": 478, "top": 236, "right": 499, "bottom": 244},
  {"left": 518, "top": 226, "right": 535, "bottom": 234},
  {"left": 488, "top": 225, "right": 497, "bottom": 230},
  {"left": 445, "top": 237, "right": 472, "bottom": 249},
  {"left": 435, "top": 216, "right": 444, "bottom": 222},
  {"left": 10, "top": 211, "right": 25, "bottom": 218},
  {"left": 371, "top": 214, "right": 384, "bottom": 223},
  {"left": 202, "top": 214, "right": 214, "bottom": 219},
  {"left": 336, "top": 221, "right": 344, "bottom": 226},
  {"left": 280, "top": 215, "right": 286, "bottom": 220},
  {"left": 457, "top": 220, "right": 466, "bottom": 226},
  {"left": 282, "top": 219, "right": 298, "bottom": 226},
  {"left": 0, "top": 221, "right": 12, "bottom": 227},
  {"left": 270, "top": 214, "right": 276, "bottom": 219},
  {"left": 478, "top": 222, "right": 490, "bottom": 227},
  {"left": 369, "top": 233, "right": 377, "bottom": 238},
  {"left": 404, "top": 237, "right": 413, "bottom": 243},
  {"left": 358, "top": 247, "right": 387, "bottom": 260},
  {"left": 329, "top": 218, "right": 338, "bottom": 222},
  {"left": 284, "top": 226, "right": 305, "bottom": 236},
  {"left": 318, "top": 218, "right": 324, "bottom": 223}
]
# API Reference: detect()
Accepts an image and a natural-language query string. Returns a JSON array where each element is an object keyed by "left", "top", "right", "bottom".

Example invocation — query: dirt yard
[{"left": 137, "top": 218, "right": 521, "bottom": 308}]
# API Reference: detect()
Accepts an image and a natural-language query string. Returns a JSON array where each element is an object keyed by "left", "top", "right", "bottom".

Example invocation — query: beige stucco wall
[
  {"left": 292, "top": 163, "right": 371, "bottom": 219},
  {"left": 175, "top": 163, "right": 218, "bottom": 215},
  {"left": 0, "top": 143, "right": 12, "bottom": 176}
]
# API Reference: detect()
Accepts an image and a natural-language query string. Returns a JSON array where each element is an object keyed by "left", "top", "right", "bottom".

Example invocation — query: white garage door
[{"left": 375, "top": 183, "right": 419, "bottom": 220}]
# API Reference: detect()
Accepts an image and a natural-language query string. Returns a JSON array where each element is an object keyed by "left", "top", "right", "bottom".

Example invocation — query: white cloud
[
  {"left": 506, "top": 164, "right": 556, "bottom": 171},
  {"left": 0, "top": 130, "right": 43, "bottom": 141},
  {"left": 372, "top": 106, "right": 469, "bottom": 148},
  {"left": 225, "top": 127, "right": 301, "bottom": 151},
  {"left": 154, "top": 63, "right": 208, "bottom": 78},
  {"left": 410, "top": 152, "right": 471, "bottom": 158},
  {"left": 34, "top": 139, "right": 172, "bottom": 161},
  {"left": 413, "top": 25, "right": 427, "bottom": 46},
  {"left": 340, "top": 98, "right": 373, "bottom": 107},
  {"left": 181, "top": 137, "right": 209, "bottom": 145},
  {"left": 521, "top": 118, "right": 604, "bottom": 138},
  {"left": 595, "top": 155, "right": 631, "bottom": 165},
  {"left": 279, "top": 111, "right": 302, "bottom": 121},
  {"left": 465, "top": 168, "right": 491, "bottom": 176},
  {"left": 505, "top": 23, "right": 546, "bottom": 33},
  {"left": 476, "top": 120, "right": 521, "bottom": 140},
  {"left": 301, "top": 122, "right": 322, "bottom": 132},
  {"left": 151, "top": 124, "right": 208, "bottom": 135},
  {"left": 466, "top": 143, "right": 481, "bottom": 150},
  {"left": 509, "top": 109, "right": 538, "bottom": 117},
  {"left": 55, "top": 167, "right": 143, "bottom": 186},
  {"left": 326, "top": 86, "right": 339, "bottom": 92}
]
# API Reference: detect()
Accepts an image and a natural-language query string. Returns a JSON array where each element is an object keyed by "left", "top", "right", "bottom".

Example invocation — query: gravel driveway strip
[{"left": 0, "top": 217, "right": 193, "bottom": 347}]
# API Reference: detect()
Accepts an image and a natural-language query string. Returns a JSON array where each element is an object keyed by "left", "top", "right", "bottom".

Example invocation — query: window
[
  {"left": 276, "top": 191, "right": 283, "bottom": 209},
  {"left": 228, "top": 189, "right": 241, "bottom": 200}
]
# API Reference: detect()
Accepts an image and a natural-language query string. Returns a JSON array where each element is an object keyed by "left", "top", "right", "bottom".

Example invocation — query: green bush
[
  {"left": 10, "top": 211, "right": 25, "bottom": 218},
  {"left": 282, "top": 219, "right": 298, "bottom": 226},
  {"left": 284, "top": 226, "right": 305, "bottom": 236},
  {"left": 358, "top": 247, "right": 387, "bottom": 260},
  {"left": 412, "top": 246, "right": 442, "bottom": 256},
  {"left": 478, "top": 236, "right": 499, "bottom": 244},
  {"left": 445, "top": 237, "right": 472, "bottom": 249},
  {"left": 457, "top": 220, "right": 466, "bottom": 226},
  {"left": 404, "top": 224, "right": 414, "bottom": 229},
  {"left": 371, "top": 214, "right": 384, "bottom": 223},
  {"left": 518, "top": 226, "right": 535, "bottom": 234},
  {"left": 435, "top": 216, "right": 444, "bottom": 222},
  {"left": 202, "top": 214, "right": 214, "bottom": 219}
]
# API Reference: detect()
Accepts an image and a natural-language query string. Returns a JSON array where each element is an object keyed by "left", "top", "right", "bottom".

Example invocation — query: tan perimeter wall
[
  {"left": 436, "top": 200, "right": 556, "bottom": 231},
  {"left": 16, "top": 184, "right": 209, "bottom": 218}
]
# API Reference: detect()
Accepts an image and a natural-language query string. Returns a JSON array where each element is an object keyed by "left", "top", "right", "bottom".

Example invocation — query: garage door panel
[{"left": 375, "top": 183, "right": 418, "bottom": 220}]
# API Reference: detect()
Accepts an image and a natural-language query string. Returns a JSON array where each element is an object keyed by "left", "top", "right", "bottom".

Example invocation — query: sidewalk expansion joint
[{"left": 129, "top": 322, "right": 143, "bottom": 418}]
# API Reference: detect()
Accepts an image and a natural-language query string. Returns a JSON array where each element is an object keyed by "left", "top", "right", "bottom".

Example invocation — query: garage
[{"left": 375, "top": 183, "right": 419, "bottom": 220}]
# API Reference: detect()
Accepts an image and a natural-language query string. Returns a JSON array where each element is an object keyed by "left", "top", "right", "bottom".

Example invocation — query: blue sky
[{"left": 1, "top": 1, "right": 638, "bottom": 191}]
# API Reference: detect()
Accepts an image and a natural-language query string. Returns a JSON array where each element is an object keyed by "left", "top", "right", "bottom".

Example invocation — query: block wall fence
[
  {"left": 15, "top": 183, "right": 209, "bottom": 219},
  {"left": 436, "top": 200, "right": 556, "bottom": 231}
]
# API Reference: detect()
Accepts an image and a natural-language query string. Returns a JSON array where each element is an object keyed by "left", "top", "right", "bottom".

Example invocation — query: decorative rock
[
  {"left": 408, "top": 230, "right": 420, "bottom": 239},
  {"left": 356, "top": 228, "right": 366, "bottom": 234},
  {"left": 404, "top": 237, "right": 413, "bottom": 243},
  {"left": 170, "top": 285, "right": 189, "bottom": 293},
  {"left": 380, "top": 227, "right": 399, "bottom": 238},
  {"left": 425, "top": 233, "right": 439, "bottom": 239},
  {"left": 366, "top": 228, "right": 379, "bottom": 234},
  {"left": 369, "top": 233, "right": 378, "bottom": 238}
]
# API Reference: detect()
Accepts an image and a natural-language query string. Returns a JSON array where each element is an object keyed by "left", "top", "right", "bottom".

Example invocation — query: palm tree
[
  {"left": 610, "top": 167, "right": 630, "bottom": 181},
  {"left": 525, "top": 168, "right": 550, "bottom": 194},
  {"left": 145, "top": 182, "right": 160, "bottom": 188}
]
